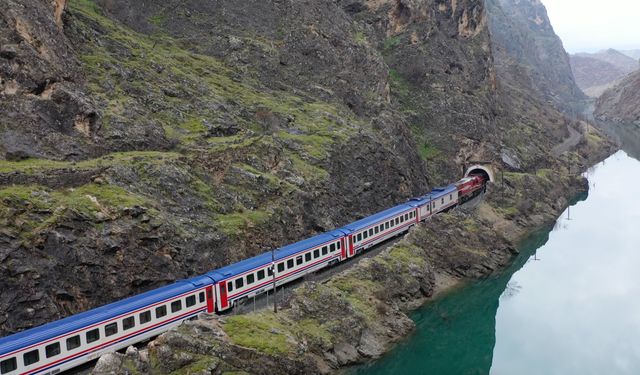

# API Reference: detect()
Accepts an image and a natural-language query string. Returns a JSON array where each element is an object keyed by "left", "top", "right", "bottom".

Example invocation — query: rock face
[
  {"left": 570, "top": 49, "right": 639, "bottom": 97},
  {"left": 486, "top": 0, "right": 586, "bottom": 113},
  {"left": 0, "top": 0, "right": 612, "bottom": 351},
  {"left": 595, "top": 70, "right": 640, "bottom": 125}
]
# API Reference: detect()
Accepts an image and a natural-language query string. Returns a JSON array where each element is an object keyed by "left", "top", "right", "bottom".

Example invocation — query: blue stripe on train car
[
  {"left": 0, "top": 275, "right": 213, "bottom": 357},
  {"left": 206, "top": 230, "right": 345, "bottom": 282}
]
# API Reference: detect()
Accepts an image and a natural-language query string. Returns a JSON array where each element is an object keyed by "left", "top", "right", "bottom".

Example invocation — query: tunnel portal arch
[{"left": 465, "top": 165, "right": 494, "bottom": 183}]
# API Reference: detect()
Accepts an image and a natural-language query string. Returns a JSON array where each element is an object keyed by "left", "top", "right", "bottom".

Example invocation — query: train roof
[
  {"left": 207, "top": 230, "right": 345, "bottom": 281},
  {"left": 426, "top": 184, "right": 457, "bottom": 199},
  {"left": 340, "top": 202, "right": 415, "bottom": 232},
  {"left": 0, "top": 275, "right": 211, "bottom": 356}
]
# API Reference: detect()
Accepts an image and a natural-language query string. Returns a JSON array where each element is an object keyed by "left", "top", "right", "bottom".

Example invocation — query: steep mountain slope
[
  {"left": 0, "top": 0, "right": 499, "bottom": 335},
  {"left": 485, "top": 0, "right": 586, "bottom": 114},
  {"left": 0, "top": 0, "right": 613, "bottom": 355},
  {"left": 595, "top": 69, "right": 640, "bottom": 125},
  {"left": 570, "top": 49, "right": 639, "bottom": 97}
]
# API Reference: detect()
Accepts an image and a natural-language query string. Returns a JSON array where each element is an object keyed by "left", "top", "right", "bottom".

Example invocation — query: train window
[
  {"left": 66, "top": 335, "right": 81, "bottom": 350},
  {"left": 363, "top": 231, "right": 368, "bottom": 239},
  {"left": 322, "top": 246, "right": 328, "bottom": 255},
  {"left": 395, "top": 217, "right": 399, "bottom": 225},
  {"left": 405, "top": 214, "right": 409, "bottom": 220},
  {"left": 105, "top": 322, "right": 118, "bottom": 337},
  {"left": 23, "top": 350, "right": 39, "bottom": 366},
  {"left": 441, "top": 198, "right": 444, "bottom": 204},
  {"left": 449, "top": 194, "right": 453, "bottom": 200},
  {"left": 267, "top": 267, "right": 273, "bottom": 276},
  {"left": 305, "top": 253, "right": 311, "bottom": 262},
  {"left": 313, "top": 249, "right": 320, "bottom": 258},
  {"left": 374, "top": 227, "right": 379, "bottom": 234},
  {"left": 236, "top": 278, "right": 245, "bottom": 289},
  {"left": 139, "top": 311, "right": 151, "bottom": 324},
  {"left": 86, "top": 328, "right": 100, "bottom": 343},
  {"left": 296, "top": 256, "right": 303, "bottom": 266},
  {"left": 277, "top": 262, "right": 284, "bottom": 272},
  {"left": 357, "top": 233, "right": 362, "bottom": 242},
  {"left": 257, "top": 269, "right": 265, "bottom": 280},
  {"left": 247, "top": 273, "right": 255, "bottom": 284},
  {"left": 287, "top": 259, "right": 294, "bottom": 269},
  {"left": 0, "top": 357, "right": 17, "bottom": 374},
  {"left": 186, "top": 295, "right": 196, "bottom": 307},
  {"left": 45, "top": 342, "right": 60, "bottom": 358},
  {"left": 337, "top": 241, "right": 341, "bottom": 249},
  {"left": 156, "top": 305, "right": 167, "bottom": 318},
  {"left": 368, "top": 229, "right": 373, "bottom": 236},
  {"left": 400, "top": 216, "right": 404, "bottom": 223},
  {"left": 123, "top": 316, "right": 135, "bottom": 330},
  {"left": 330, "top": 243, "right": 336, "bottom": 252},
  {"left": 171, "top": 300, "right": 182, "bottom": 313},
  {"left": 227, "top": 282, "right": 234, "bottom": 292},
  {"left": 199, "top": 292, "right": 206, "bottom": 303},
  {"left": 385, "top": 222, "right": 390, "bottom": 229}
]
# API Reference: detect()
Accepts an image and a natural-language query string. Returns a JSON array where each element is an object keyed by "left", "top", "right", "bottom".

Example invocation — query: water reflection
[
  {"left": 351, "top": 225, "right": 553, "bottom": 375},
  {"left": 491, "top": 152, "right": 640, "bottom": 375}
]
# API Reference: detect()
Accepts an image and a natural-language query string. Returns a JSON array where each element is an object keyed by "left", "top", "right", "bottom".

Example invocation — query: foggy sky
[{"left": 543, "top": 0, "right": 640, "bottom": 54}]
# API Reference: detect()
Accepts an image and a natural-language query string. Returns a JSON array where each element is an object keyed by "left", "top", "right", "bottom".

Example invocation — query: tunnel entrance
[{"left": 465, "top": 165, "right": 494, "bottom": 183}]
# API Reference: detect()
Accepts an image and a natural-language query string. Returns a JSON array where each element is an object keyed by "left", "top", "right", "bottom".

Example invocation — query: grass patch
[
  {"left": 0, "top": 183, "right": 149, "bottom": 241},
  {"left": 223, "top": 313, "right": 293, "bottom": 355},
  {"left": 295, "top": 319, "right": 333, "bottom": 347},
  {"left": 354, "top": 31, "right": 367, "bottom": 45},
  {"left": 0, "top": 151, "right": 181, "bottom": 174},
  {"left": 383, "top": 35, "right": 401, "bottom": 52},
  {"left": 418, "top": 142, "right": 441, "bottom": 161},
  {"left": 216, "top": 210, "right": 270, "bottom": 235}
]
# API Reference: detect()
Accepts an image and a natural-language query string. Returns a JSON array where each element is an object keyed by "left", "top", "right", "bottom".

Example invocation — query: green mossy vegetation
[
  {"left": 215, "top": 210, "right": 270, "bottom": 236},
  {"left": 57, "top": 0, "right": 373, "bottom": 238},
  {"left": 0, "top": 151, "right": 181, "bottom": 174},
  {"left": 70, "top": 0, "right": 360, "bottom": 151},
  {"left": 223, "top": 313, "right": 293, "bottom": 355},
  {"left": 383, "top": 35, "right": 402, "bottom": 52},
  {"left": 418, "top": 142, "right": 441, "bottom": 161},
  {"left": 0, "top": 183, "right": 149, "bottom": 241}
]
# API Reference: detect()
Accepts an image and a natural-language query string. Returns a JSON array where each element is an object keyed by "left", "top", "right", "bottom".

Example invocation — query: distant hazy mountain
[
  {"left": 620, "top": 49, "right": 640, "bottom": 60},
  {"left": 570, "top": 49, "right": 639, "bottom": 97}
]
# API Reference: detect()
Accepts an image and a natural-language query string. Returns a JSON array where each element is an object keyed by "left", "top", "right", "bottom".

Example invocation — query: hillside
[
  {"left": 595, "top": 69, "right": 640, "bottom": 125},
  {"left": 485, "top": 0, "right": 586, "bottom": 114},
  {"left": 570, "top": 49, "right": 639, "bottom": 97},
  {"left": 0, "top": 0, "right": 615, "bottom": 370}
]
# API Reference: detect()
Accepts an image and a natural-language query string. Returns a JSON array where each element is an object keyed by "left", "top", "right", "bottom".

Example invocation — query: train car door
[
  {"left": 205, "top": 285, "right": 215, "bottom": 313},
  {"left": 347, "top": 235, "right": 355, "bottom": 258},
  {"left": 218, "top": 281, "right": 229, "bottom": 311}
]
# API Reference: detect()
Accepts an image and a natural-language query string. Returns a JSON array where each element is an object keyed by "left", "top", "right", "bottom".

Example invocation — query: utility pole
[
  {"left": 271, "top": 249, "right": 277, "bottom": 313},
  {"left": 501, "top": 169, "right": 504, "bottom": 201}
]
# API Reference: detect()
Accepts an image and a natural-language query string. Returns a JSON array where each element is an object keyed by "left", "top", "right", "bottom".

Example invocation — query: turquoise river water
[{"left": 352, "top": 150, "right": 640, "bottom": 375}]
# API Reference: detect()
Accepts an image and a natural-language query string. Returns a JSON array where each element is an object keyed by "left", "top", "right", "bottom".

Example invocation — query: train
[{"left": 0, "top": 174, "right": 487, "bottom": 375}]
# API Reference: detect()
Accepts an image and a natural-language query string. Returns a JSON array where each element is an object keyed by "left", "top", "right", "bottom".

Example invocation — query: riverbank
[{"left": 91, "top": 131, "right": 616, "bottom": 374}]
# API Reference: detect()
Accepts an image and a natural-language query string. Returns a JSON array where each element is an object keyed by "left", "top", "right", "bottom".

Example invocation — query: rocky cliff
[
  {"left": 595, "top": 69, "right": 640, "bottom": 125},
  {"left": 0, "top": 0, "right": 615, "bottom": 368},
  {"left": 570, "top": 49, "right": 639, "bottom": 97},
  {"left": 485, "top": 0, "right": 586, "bottom": 113}
]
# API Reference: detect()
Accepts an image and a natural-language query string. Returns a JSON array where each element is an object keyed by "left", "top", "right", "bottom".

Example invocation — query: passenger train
[{"left": 0, "top": 174, "right": 487, "bottom": 375}]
